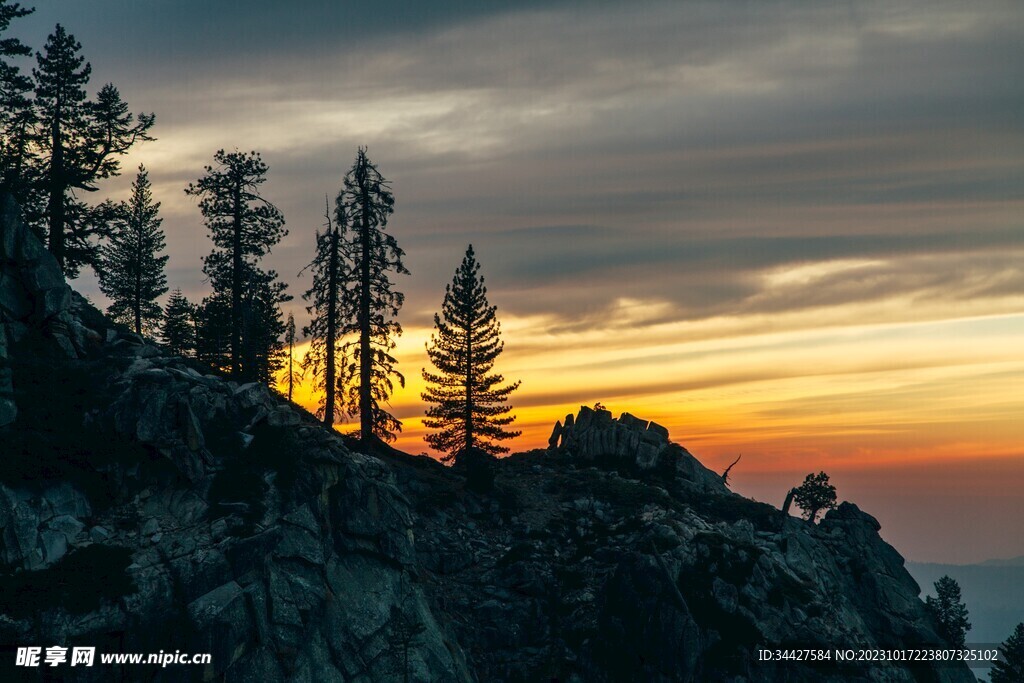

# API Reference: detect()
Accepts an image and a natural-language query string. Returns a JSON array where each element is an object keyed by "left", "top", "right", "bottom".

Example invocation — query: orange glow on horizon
[{"left": 276, "top": 293, "right": 1024, "bottom": 485}]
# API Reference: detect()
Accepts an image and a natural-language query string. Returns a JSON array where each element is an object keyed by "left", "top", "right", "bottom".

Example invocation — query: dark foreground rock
[{"left": 0, "top": 199, "right": 973, "bottom": 681}]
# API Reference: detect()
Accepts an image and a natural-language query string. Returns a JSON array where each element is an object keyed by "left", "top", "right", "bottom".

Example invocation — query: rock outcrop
[
  {"left": 391, "top": 416, "right": 976, "bottom": 682},
  {"left": 551, "top": 406, "right": 727, "bottom": 492},
  {"left": 0, "top": 198, "right": 975, "bottom": 681},
  {"left": 0, "top": 200, "right": 471, "bottom": 681},
  {"left": 0, "top": 195, "right": 95, "bottom": 427}
]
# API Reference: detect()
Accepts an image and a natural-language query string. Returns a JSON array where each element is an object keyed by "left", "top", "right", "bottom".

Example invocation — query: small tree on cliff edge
[
  {"left": 926, "top": 576, "right": 971, "bottom": 648},
  {"left": 990, "top": 622, "right": 1024, "bottom": 683},
  {"left": 422, "top": 244, "right": 521, "bottom": 460},
  {"left": 792, "top": 471, "right": 837, "bottom": 522}
]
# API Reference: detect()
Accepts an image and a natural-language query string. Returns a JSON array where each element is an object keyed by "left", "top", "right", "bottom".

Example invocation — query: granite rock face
[
  {"left": 0, "top": 195, "right": 95, "bottom": 427},
  {"left": 0, "top": 196, "right": 975, "bottom": 681},
  {"left": 396, "top": 440, "right": 977, "bottom": 682},
  {"left": 0, "top": 199, "right": 471, "bottom": 681}
]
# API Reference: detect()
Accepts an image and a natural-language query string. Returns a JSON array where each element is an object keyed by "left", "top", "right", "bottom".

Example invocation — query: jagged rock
[
  {"left": 0, "top": 327, "right": 13, "bottom": 426},
  {"left": 595, "top": 553, "right": 703, "bottom": 680},
  {"left": 233, "top": 382, "right": 274, "bottom": 410},
  {"left": 555, "top": 406, "right": 726, "bottom": 492},
  {"left": 186, "top": 581, "right": 252, "bottom": 675},
  {"left": 267, "top": 407, "right": 300, "bottom": 427},
  {"left": 0, "top": 195, "right": 77, "bottom": 363},
  {"left": 548, "top": 419, "right": 562, "bottom": 449},
  {"left": 39, "top": 529, "right": 67, "bottom": 564}
]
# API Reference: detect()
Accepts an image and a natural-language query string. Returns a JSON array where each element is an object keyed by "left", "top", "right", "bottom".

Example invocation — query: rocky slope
[{"left": 0, "top": 197, "right": 975, "bottom": 681}]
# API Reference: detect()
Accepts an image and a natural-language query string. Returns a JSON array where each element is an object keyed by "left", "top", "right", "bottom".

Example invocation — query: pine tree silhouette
[
  {"left": 98, "top": 165, "right": 167, "bottom": 335},
  {"left": 32, "top": 24, "right": 154, "bottom": 274},
  {"left": 0, "top": 1, "right": 35, "bottom": 200},
  {"left": 926, "top": 576, "right": 971, "bottom": 647},
  {"left": 422, "top": 245, "right": 521, "bottom": 460},
  {"left": 195, "top": 292, "right": 231, "bottom": 371},
  {"left": 240, "top": 265, "right": 290, "bottom": 385},
  {"left": 162, "top": 288, "right": 195, "bottom": 357},
  {"left": 301, "top": 198, "right": 346, "bottom": 425},
  {"left": 283, "top": 312, "right": 303, "bottom": 402},
  {"left": 990, "top": 622, "right": 1024, "bottom": 683},
  {"left": 334, "top": 148, "right": 408, "bottom": 443},
  {"left": 185, "top": 149, "right": 287, "bottom": 380}
]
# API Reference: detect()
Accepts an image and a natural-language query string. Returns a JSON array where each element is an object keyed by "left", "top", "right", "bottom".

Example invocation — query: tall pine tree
[
  {"left": 335, "top": 148, "right": 408, "bottom": 442},
  {"left": 162, "top": 288, "right": 196, "bottom": 357},
  {"left": 32, "top": 25, "right": 154, "bottom": 275},
  {"left": 185, "top": 149, "right": 287, "bottom": 380},
  {"left": 283, "top": 311, "right": 302, "bottom": 402},
  {"left": 98, "top": 165, "right": 167, "bottom": 335},
  {"left": 0, "top": 1, "right": 35, "bottom": 199},
  {"left": 301, "top": 199, "right": 346, "bottom": 425},
  {"left": 422, "top": 245, "right": 521, "bottom": 459}
]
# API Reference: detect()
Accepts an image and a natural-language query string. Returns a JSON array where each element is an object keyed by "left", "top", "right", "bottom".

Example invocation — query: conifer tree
[
  {"left": 926, "top": 576, "right": 971, "bottom": 647},
  {"left": 336, "top": 148, "right": 407, "bottom": 442},
  {"left": 283, "top": 312, "right": 302, "bottom": 402},
  {"left": 195, "top": 293, "right": 231, "bottom": 371},
  {"left": 32, "top": 25, "right": 154, "bottom": 274},
  {"left": 98, "top": 165, "right": 167, "bottom": 335},
  {"left": 422, "top": 245, "right": 521, "bottom": 459},
  {"left": 990, "top": 622, "right": 1024, "bottom": 683},
  {"left": 301, "top": 200, "right": 346, "bottom": 425},
  {"left": 162, "top": 288, "right": 196, "bottom": 357},
  {"left": 240, "top": 265, "right": 290, "bottom": 385},
  {"left": 0, "top": 1, "right": 35, "bottom": 198},
  {"left": 185, "top": 149, "right": 286, "bottom": 380}
]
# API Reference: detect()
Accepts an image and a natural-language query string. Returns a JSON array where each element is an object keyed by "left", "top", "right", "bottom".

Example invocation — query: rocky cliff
[{"left": 0, "top": 197, "right": 974, "bottom": 681}]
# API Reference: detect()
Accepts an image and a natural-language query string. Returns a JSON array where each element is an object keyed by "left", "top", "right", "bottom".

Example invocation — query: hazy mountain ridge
[{"left": 0, "top": 197, "right": 975, "bottom": 681}]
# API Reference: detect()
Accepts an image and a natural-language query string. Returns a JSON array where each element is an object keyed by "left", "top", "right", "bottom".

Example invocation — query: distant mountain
[
  {"left": 977, "top": 555, "right": 1024, "bottom": 567},
  {"left": 906, "top": 560, "right": 1024, "bottom": 643}
]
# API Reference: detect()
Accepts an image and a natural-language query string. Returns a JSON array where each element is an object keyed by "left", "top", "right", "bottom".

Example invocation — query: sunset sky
[{"left": 14, "top": 1, "right": 1024, "bottom": 563}]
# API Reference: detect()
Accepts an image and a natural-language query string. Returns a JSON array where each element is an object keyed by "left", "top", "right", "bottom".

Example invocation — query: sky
[{"left": 11, "top": 0, "right": 1024, "bottom": 563}]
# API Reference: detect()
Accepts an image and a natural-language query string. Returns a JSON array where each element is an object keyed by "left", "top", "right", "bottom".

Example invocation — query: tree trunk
[
  {"left": 134, "top": 220, "right": 143, "bottom": 335},
  {"left": 231, "top": 185, "right": 243, "bottom": 378},
  {"left": 324, "top": 227, "right": 339, "bottom": 427},
  {"left": 358, "top": 187, "right": 373, "bottom": 441},
  {"left": 47, "top": 114, "right": 65, "bottom": 270},
  {"left": 465, "top": 323, "right": 473, "bottom": 451},
  {"left": 287, "top": 336, "right": 294, "bottom": 402},
  {"left": 782, "top": 488, "right": 796, "bottom": 516}
]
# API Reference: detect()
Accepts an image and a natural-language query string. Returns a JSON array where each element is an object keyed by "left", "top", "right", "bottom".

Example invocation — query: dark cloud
[{"left": 10, "top": 0, "right": 1024, "bottom": 332}]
